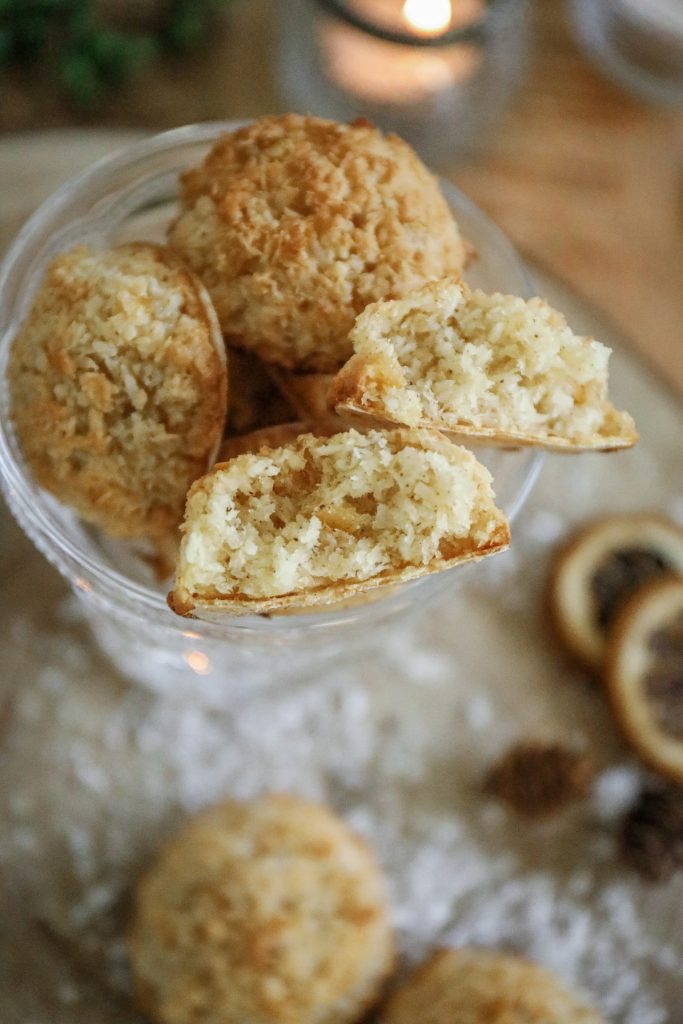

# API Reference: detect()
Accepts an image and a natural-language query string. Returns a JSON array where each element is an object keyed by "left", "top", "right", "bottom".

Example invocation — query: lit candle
[
  {"left": 319, "top": 0, "right": 484, "bottom": 107},
  {"left": 277, "top": 0, "right": 529, "bottom": 164},
  {"left": 403, "top": 0, "right": 452, "bottom": 36}
]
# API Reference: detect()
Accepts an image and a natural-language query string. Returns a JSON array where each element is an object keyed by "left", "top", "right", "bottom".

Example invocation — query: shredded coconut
[
  {"left": 0, "top": 584, "right": 679, "bottom": 1023},
  {"left": 333, "top": 279, "right": 636, "bottom": 447}
]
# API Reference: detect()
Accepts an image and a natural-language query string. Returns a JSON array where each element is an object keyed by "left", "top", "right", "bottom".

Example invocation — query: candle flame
[{"left": 402, "top": 0, "right": 452, "bottom": 36}]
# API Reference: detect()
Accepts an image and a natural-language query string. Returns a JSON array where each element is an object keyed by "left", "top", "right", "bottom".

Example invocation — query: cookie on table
[
  {"left": 129, "top": 794, "right": 394, "bottom": 1024},
  {"left": 9, "top": 243, "right": 227, "bottom": 542},
  {"left": 549, "top": 514, "right": 683, "bottom": 671},
  {"left": 330, "top": 278, "right": 637, "bottom": 451},
  {"left": 377, "top": 948, "right": 604, "bottom": 1024},
  {"left": 168, "top": 428, "right": 509, "bottom": 618},
  {"left": 168, "top": 114, "right": 465, "bottom": 372}
]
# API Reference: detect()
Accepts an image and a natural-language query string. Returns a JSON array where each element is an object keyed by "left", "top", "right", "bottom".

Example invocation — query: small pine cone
[
  {"left": 620, "top": 784, "right": 683, "bottom": 882},
  {"left": 486, "top": 741, "right": 594, "bottom": 819}
]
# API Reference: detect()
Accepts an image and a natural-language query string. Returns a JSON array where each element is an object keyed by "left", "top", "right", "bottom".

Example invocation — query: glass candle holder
[
  {"left": 277, "top": 0, "right": 530, "bottom": 165},
  {"left": 571, "top": 0, "right": 683, "bottom": 105},
  {"left": 0, "top": 122, "right": 542, "bottom": 704}
]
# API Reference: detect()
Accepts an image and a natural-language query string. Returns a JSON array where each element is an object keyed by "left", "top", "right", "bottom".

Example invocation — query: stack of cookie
[{"left": 8, "top": 114, "right": 637, "bottom": 618}]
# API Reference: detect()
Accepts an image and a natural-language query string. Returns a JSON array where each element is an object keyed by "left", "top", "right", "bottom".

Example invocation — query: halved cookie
[
  {"left": 549, "top": 514, "right": 683, "bottom": 671},
  {"left": 168, "top": 428, "right": 509, "bottom": 618},
  {"left": 606, "top": 577, "right": 683, "bottom": 785},
  {"left": 330, "top": 278, "right": 637, "bottom": 451},
  {"left": 377, "top": 948, "right": 604, "bottom": 1024}
]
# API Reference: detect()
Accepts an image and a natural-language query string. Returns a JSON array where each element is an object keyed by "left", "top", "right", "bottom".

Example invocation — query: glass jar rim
[{"left": 0, "top": 120, "right": 542, "bottom": 639}]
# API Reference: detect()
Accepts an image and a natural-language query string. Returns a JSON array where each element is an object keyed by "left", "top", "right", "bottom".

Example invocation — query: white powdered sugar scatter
[
  {"left": 1, "top": 591, "right": 680, "bottom": 1024},
  {"left": 4, "top": 392, "right": 683, "bottom": 1024}
]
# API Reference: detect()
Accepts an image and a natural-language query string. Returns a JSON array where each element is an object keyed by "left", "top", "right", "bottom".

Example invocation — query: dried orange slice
[
  {"left": 549, "top": 515, "right": 683, "bottom": 670},
  {"left": 606, "top": 577, "right": 683, "bottom": 785}
]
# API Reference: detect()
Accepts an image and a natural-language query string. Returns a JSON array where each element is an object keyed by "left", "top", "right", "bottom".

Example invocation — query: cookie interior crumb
[
  {"left": 170, "top": 428, "right": 508, "bottom": 613},
  {"left": 332, "top": 278, "right": 636, "bottom": 449}
]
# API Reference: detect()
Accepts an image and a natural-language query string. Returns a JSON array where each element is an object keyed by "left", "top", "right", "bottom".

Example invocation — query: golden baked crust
[
  {"left": 219, "top": 422, "right": 309, "bottom": 461},
  {"left": 378, "top": 948, "right": 604, "bottom": 1024},
  {"left": 168, "top": 115, "right": 465, "bottom": 371},
  {"left": 129, "top": 794, "right": 394, "bottom": 1024},
  {"left": 605, "top": 576, "right": 683, "bottom": 785},
  {"left": 218, "top": 420, "right": 344, "bottom": 461},
  {"left": 9, "top": 243, "right": 227, "bottom": 541},
  {"left": 330, "top": 278, "right": 637, "bottom": 451},
  {"left": 168, "top": 427, "right": 509, "bottom": 618}
]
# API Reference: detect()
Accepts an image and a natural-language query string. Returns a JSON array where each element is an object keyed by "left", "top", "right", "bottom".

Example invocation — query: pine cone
[
  {"left": 620, "top": 784, "right": 683, "bottom": 882},
  {"left": 486, "top": 741, "right": 594, "bottom": 819}
]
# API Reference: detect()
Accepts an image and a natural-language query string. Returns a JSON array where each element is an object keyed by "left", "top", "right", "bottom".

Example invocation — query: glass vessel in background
[
  {"left": 572, "top": 0, "right": 683, "bottom": 105},
  {"left": 0, "top": 123, "right": 542, "bottom": 703},
  {"left": 277, "top": 0, "right": 530, "bottom": 166}
]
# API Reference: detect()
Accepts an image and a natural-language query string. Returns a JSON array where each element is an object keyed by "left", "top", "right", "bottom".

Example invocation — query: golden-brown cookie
[
  {"left": 9, "top": 243, "right": 227, "bottom": 541},
  {"left": 605, "top": 576, "right": 683, "bottom": 785},
  {"left": 330, "top": 278, "right": 637, "bottom": 451},
  {"left": 129, "top": 794, "right": 394, "bottom": 1024},
  {"left": 168, "top": 114, "right": 465, "bottom": 372},
  {"left": 168, "top": 427, "right": 509, "bottom": 618},
  {"left": 549, "top": 514, "right": 683, "bottom": 671},
  {"left": 377, "top": 948, "right": 604, "bottom": 1024}
]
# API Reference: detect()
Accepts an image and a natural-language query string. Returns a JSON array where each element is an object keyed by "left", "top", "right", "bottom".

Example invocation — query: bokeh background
[{"left": 1, "top": 0, "right": 682, "bottom": 389}]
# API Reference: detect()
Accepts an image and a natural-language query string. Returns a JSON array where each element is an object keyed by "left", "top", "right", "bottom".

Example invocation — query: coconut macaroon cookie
[
  {"left": 9, "top": 243, "right": 227, "bottom": 541},
  {"left": 168, "top": 428, "right": 509, "bottom": 617},
  {"left": 330, "top": 278, "right": 637, "bottom": 451},
  {"left": 168, "top": 114, "right": 465, "bottom": 372},
  {"left": 129, "top": 794, "right": 394, "bottom": 1024},
  {"left": 378, "top": 948, "right": 604, "bottom": 1024}
]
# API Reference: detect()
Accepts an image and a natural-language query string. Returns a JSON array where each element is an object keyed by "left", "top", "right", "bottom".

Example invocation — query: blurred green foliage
[{"left": 0, "top": 0, "right": 230, "bottom": 108}]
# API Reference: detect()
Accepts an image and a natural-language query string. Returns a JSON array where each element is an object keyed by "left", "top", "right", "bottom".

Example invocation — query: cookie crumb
[{"left": 486, "top": 741, "right": 595, "bottom": 819}]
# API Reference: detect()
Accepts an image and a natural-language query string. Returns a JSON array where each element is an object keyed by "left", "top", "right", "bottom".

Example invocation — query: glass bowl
[{"left": 0, "top": 121, "right": 542, "bottom": 701}]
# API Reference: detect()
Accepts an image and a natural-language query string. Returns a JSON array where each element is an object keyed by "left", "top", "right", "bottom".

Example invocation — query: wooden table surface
[{"left": 1, "top": 0, "right": 681, "bottom": 393}]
